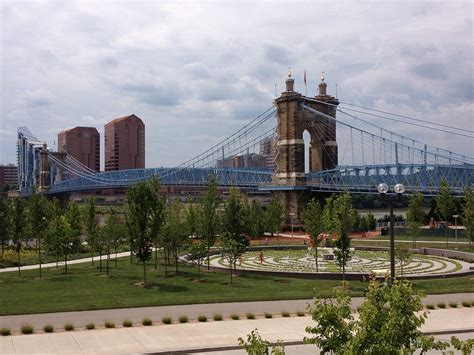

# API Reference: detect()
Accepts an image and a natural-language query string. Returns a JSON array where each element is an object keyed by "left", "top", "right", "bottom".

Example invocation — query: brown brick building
[
  {"left": 0, "top": 164, "right": 18, "bottom": 190},
  {"left": 58, "top": 127, "right": 100, "bottom": 172},
  {"left": 105, "top": 114, "right": 145, "bottom": 171}
]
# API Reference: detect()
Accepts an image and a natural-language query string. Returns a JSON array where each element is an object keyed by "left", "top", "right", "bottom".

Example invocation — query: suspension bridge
[{"left": 17, "top": 73, "right": 473, "bottom": 217}]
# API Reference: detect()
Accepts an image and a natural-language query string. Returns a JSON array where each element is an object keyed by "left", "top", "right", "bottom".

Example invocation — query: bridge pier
[{"left": 270, "top": 71, "right": 339, "bottom": 222}]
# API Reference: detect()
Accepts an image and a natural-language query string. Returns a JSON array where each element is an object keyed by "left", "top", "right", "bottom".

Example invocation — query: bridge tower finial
[
  {"left": 319, "top": 71, "right": 327, "bottom": 95},
  {"left": 285, "top": 67, "right": 295, "bottom": 92}
]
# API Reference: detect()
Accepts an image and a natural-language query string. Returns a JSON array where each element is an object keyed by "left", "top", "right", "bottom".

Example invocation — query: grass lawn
[{"left": 0, "top": 257, "right": 472, "bottom": 316}]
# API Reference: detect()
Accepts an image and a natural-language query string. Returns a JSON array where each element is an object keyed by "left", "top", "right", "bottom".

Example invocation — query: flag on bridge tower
[{"left": 304, "top": 69, "right": 307, "bottom": 95}]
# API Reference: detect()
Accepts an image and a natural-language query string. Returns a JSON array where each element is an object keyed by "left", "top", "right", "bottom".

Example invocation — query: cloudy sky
[{"left": 1, "top": 0, "right": 473, "bottom": 168}]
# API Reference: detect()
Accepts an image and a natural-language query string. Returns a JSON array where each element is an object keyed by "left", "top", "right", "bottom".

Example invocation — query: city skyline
[{"left": 1, "top": 1, "right": 472, "bottom": 169}]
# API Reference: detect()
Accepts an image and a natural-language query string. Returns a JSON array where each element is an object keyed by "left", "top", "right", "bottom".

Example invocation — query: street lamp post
[
  {"left": 289, "top": 213, "right": 295, "bottom": 239},
  {"left": 453, "top": 214, "right": 459, "bottom": 250},
  {"left": 40, "top": 216, "right": 46, "bottom": 279},
  {"left": 378, "top": 182, "right": 405, "bottom": 286}
]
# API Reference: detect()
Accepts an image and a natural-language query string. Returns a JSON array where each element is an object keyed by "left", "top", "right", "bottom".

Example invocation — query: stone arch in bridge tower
[{"left": 272, "top": 71, "right": 339, "bottom": 222}]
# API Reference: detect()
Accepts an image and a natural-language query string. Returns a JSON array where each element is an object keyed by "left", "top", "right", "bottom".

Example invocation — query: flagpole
[{"left": 304, "top": 69, "right": 307, "bottom": 96}]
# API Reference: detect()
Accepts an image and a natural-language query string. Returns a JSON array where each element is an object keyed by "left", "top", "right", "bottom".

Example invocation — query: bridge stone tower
[{"left": 272, "top": 71, "right": 339, "bottom": 221}]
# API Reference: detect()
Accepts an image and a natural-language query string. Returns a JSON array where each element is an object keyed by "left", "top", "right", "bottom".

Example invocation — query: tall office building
[
  {"left": 58, "top": 127, "right": 100, "bottom": 172},
  {"left": 259, "top": 137, "right": 277, "bottom": 171},
  {"left": 0, "top": 164, "right": 18, "bottom": 190},
  {"left": 105, "top": 114, "right": 145, "bottom": 171}
]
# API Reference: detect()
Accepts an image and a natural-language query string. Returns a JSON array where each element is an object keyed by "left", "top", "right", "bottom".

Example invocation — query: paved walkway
[
  {"left": 0, "top": 308, "right": 472, "bottom": 355},
  {"left": 1, "top": 293, "right": 473, "bottom": 330},
  {"left": 0, "top": 252, "right": 131, "bottom": 274}
]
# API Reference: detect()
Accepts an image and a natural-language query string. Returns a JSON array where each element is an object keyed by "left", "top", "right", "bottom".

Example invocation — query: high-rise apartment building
[
  {"left": 58, "top": 127, "right": 100, "bottom": 172},
  {"left": 259, "top": 137, "right": 277, "bottom": 171},
  {"left": 105, "top": 114, "right": 145, "bottom": 171},
  {"left": 0, "top": 164, "right": 18, "bottom": 190}
]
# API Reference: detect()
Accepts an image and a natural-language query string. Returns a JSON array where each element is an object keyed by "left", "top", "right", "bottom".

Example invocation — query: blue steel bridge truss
[
  {"left": 307, "top": 163, "right": 473, "bottom": 196},
  {"left": 48, "top": 167, "right": 273, "bottom": 194}
]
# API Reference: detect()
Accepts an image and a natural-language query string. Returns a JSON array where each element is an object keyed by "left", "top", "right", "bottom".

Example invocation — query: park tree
[
  {"left": 247, "top": 199, "right": 265, "bottom": 240},
  {"left": 407, "top": 192, "right": 424, "bottom": 248},
  {"left": 101, "top": 208, "right": 124, "bottom": 275},
  {"left": 48, "top": 215, "right": 75, "bottom": 274},
  {"left": 302, "top": 198, "right": 324, "bottom": 272},
  {"left": 187, "top": 241, "right": 207, "bottom": 281},
  {"left": 223, "top": 188, "right": 249, "bottom": 253},
  {"left": 366, "top": 212, "right": 377, "bottom": 231},
  {"left": 150, "top": 195, "right": 165, "bottom": 271},
  {"left": 11, "top": 197, "right": 27, "bottom": 276},
  {"left": 221, "top": 232, "right": 246, "bottom": 285},
  {"left": 463, "top": 187, "right": 474, "bottom": 250},
  {"left": 305, "top": 280, "right": 448, "bottom": 354},
  {"left": 26, "top": 191, "right": 50, "bottom": 278},
  {"left": 84, "top": 196, "right": 99, "bottom": 266},
  {"left": 264, "top": 197, "right": 285, "bottom": 246},
  {"left": 126, "top": 178, "right": 162, "bottom": 285},
  {"left": 436, "top": 179, "right": 454, "bottom": 248},
  {"left": 324, "top": 193, "right": 353, "bottom": 283},
  {"left": 201, "top": 176, "right": 220, "bottom": 270},
  {"left": 395, "top": 245, "right": 411, "bottom": 279},
  {"left": 160, "top": 199, "right": 189, "bottom": 275},
  {"left": 66, "top": 201, "right": 82, "bottom": 252},
  {"left": 0, "top": 198, "right": 11, "bottom": 264}
]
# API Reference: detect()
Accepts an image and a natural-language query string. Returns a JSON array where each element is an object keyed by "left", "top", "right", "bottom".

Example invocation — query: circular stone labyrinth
[{"left": 208, "top": 248, "right": 471, "bottom": 276}]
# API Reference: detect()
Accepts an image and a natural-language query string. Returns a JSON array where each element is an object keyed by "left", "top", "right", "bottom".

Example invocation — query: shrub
[
  {"left": 281, "top": 311, "right": 290, "bottom": 317},
  {"left": 264, "top": 312, "right": 273, "bottom": 319},
  {"left": 21, "top": 324, "right": 34, "bottom": 335},
  {"left": 64, "top": 323, "right": 74, "bottom": 331},
  {"left": 197, "top": 315, "right": 207, "bottom": 322},
  {"left": 162, "top": 316, "right": 172, "bottom": 325},
  {"left": 104, "top": 321, "right": 115, "bottom": 328},
  {"left": 213, "top": 314, "right": 223, "bottom": 321},
  {"left": 0, "top": 328, "right": 11, "bottom": 336},
  {"left": 122, "top": 320, "right": 133, "bottom": 327},
  {"left": 230, "top": 313, "right": 240, "bottom": 320},
  {"left": 462, "top": 301, "right": 471, "bottom": 307},
  {"left": 426, "top": 304, "right": 435, "bottom": 310},
  {"left": 178, "top": 315, "right": 188, "bottom": 323},
  {"left": 437, "top": 302, "right": 446, "bottom": 309},
  {"left": 246, "top": 312, "right": 255, "bottom": 320},
  {"left": 297, "top": 310, "right": 305, "bottom": 317},
  {"left": 449, "top": 302, "right": 458, "bottom": 308},
  {"left": 43, "top": 324, "right": 54, "bottom": 333},
  {"left": 86, "top": 323, "right": 95, "bottom": 330},
  {"left": 472, "top": 300, "right": 474, "bottom": 307},
  {"left": 142, "top": 318, "right": 153, "bottom": 326}
]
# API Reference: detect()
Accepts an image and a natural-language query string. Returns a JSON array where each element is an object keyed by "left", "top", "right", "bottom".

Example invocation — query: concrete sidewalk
[
  {"left": 1, "top": 293, "right": 473, "bottom": 330},
  {"left": 0, "top": 308, "right": 472, "bottom": 355},
  {"left": 0, "top": 252, "right": 131, "bottom": 274}
]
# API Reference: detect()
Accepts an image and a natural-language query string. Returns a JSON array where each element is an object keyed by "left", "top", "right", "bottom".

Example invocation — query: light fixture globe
[
  {"left": 377, "top": 183, "right": 389, "bottom": 194},
  {"left": 394, "top": 183, "right": 406, "bottom": 194}
]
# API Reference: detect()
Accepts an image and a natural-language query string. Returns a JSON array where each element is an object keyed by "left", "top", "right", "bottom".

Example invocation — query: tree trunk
[
  {"left": 143, "top": 260, "right": 147, "bottom": 284},
  {"left": 115, "top": 248, "right": 118, "bottom": 268},
  {"left": 91, "top": 250, "right": 94, "bottom": 266},
  {"left": 342, "top": 255, "right": 346, "bottom": 286},
  {"left": 445, "top": 227, "right": 449, "bottom": 249},
  {"left": 64, "top": 253, "right": 68, "bottom": 274},
  {"left": 154, "top": 243, "right": 158, "bottom": 270},
  {"left": 197, "top": 263, "right": 200, "bottom": 281},
  {"left": 315, "top": 244, "right": 319, "bottom": 273},
  {"left": 99, "top": 251, "right": 102, "bottom": 272},
  {"left": 207, "top": 242, "right": 210, "bottom": 270},
  {"left": 175, "top": 249, "right": 179, "bottom": 275},
  {"left": 1, "top": 243, "right": 4, "bottom": 263},
  {"left": 38, "top": 235, "right": 42, "bottom": 279},
  {"left": 17, "top": 249, "right": 21, "bottom": 277},
  {"left": 106, "top": 248, "right": 110, "bottom": 276},
  {"left": 229, "top": 262, "right": 233, "bottom": 285}
]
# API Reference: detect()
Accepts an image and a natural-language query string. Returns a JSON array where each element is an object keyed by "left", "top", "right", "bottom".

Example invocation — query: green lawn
[
  {"left": 351, "top": 239, "right": 473, "bottom": 252},
  {"left": 0, "top": 257, "right": 472, "bottom": 316}
]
